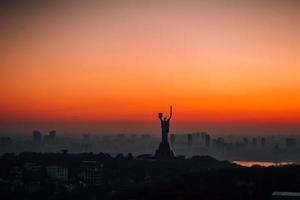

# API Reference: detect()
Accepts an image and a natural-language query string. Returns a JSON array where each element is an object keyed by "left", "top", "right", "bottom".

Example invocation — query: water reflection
[{"left": 234, "top": 161, "right": 295, "bottom": 167}]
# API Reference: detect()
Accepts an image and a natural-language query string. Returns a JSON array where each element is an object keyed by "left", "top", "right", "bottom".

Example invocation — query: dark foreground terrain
[{"left": 0, "top": 152, "right": 300, "bottom": 200}]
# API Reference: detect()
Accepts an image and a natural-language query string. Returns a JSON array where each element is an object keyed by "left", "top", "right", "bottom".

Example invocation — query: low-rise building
[
  {"left": 78, "top": 161, "right": 103, "bottom": 186},
  {"left": 47, "top": 165, "right": 68, "bottom": 181}
]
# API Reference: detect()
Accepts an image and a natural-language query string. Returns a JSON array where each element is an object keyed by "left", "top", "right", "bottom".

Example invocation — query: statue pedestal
[{"left": 154, "top": 141, "right": 174, "bottom": 159}]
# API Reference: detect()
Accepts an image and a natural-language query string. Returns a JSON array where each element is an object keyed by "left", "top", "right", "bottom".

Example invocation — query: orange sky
[{"left": 1, "top": 1, "right": 300, "bottom": 135}]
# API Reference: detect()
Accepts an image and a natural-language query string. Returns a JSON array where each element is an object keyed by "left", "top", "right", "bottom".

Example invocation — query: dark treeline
[
  {"left": 0, "top": 152, "right": 300, "bottom": 200},
  {"left": 123, "top": 167, "right": 300, "bottom": 200}
]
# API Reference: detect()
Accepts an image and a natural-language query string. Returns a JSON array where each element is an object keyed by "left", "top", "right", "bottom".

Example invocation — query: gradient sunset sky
[{"left": 1, "top": 0, "right": 300, "bottom": 135}]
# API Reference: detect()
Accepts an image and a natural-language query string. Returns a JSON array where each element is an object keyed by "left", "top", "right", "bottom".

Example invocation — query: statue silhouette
[
  {"left": 158, "top": 106, "right": 172, "bottom": 143},
  {"left": 155, "top": 106, "right": 174, "bottom": 159}
]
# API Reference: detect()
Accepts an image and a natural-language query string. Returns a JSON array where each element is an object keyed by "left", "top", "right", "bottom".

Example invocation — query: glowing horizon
[{"left": 1, "top": 1, "right": 300, "bottom": 134}]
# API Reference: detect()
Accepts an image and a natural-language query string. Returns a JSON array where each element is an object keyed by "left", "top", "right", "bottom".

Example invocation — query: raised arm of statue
[
  {"left": 168, "top": 105, "right": 172, "bottom": 120},
  {"left": 158, "top": 112, "right": 163, "bottom": 121}
]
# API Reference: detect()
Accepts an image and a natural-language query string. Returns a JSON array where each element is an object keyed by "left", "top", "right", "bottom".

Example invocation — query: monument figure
[
  {"left": 155, "top": 106, "right": 174, "bottom": 159},
  {"left": 158, "top": 106, "right": 172, "bottom": 143}
]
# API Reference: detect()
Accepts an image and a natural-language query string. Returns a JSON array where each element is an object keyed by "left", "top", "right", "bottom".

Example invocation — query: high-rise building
[
  {"left": 187, "top": 134, "right": 193, "bottom": 148},
  {"left": 44, "top": 130, "right": 56, "bottom": 144},
  {"left": 32, "top": 130, "right": 42, "bottom": 143},
  {"left": 190, "top": 132, "right": 200, "bottom": 145},
  {"left": 201, "top": 132, "right": 207, "bottom": 143},
  {"left": 252, "top": 137, "right": 257, "bottom": 146},
  {"left": 215, "top": 137, "right": 225, "bottom": 149},
  {"left": 0, "top": 137, "right": 12, "bottom": 146},
  {"left": 82, "top": 134, "right": 92, "bottom": 152},
  {"left": 49, "top": 130, "right": 56, "bottom": 139},
  {"left": 205, "top": 134, "right": 210, "bottom": 148},
  {"left": 286, "top": 138, "right": 297, "bottom": 149},
  {"left": 261, "top": 137, "right": 266, "bottom": 147}
]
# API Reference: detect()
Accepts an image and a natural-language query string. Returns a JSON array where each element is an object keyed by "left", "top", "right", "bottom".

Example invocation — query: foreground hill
[{"left": 0, "top": 152, "right": 299, "bottom": 200}]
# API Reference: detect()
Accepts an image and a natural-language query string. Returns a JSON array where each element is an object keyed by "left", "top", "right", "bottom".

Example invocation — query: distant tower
[
  {"left": 252, "top": 137, "right": 257, "bottom": 146},
  {"left": 205, "top": 134, "right": 210, "bottom": 148},
  {"left": 261, "top": 137, "right": 266, "bottom": 147},
  {"left": 201, "top": 132, "right": 206, "bottom": 141},
  {"left": 82, "top": 134, "right": 92, "bottom": 152},
  {"left": 187, "top": 134, "right": 193, "bottom": 148},
  {"left": 49, "top": 130, "right": 56, "bottom": 139},
  {"left": 44, "top": 130, "right": 56, "bottom": 144},
  {"left": 32, "top": 130, "right": 42, "bottom": 143},
  {"left": 286, "top": 138, "right": 297, "bottom": 149},
  {"left": 216, "top": 137, "right": 225, "bottom": 149},
  {"left": 0, "top": 137, "right": 12, "bottom": 147}
]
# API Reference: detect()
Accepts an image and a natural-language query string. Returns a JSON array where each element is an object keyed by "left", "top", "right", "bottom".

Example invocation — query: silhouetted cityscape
[
  {"left": 1, "top": 131, "right": 299, "bottom": 163},
  {"left": 1, "top": 113, "right": 300, "bottom": 200},
  {"left": 1, "top": 112, "right": 300, "bottom": 200}
]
